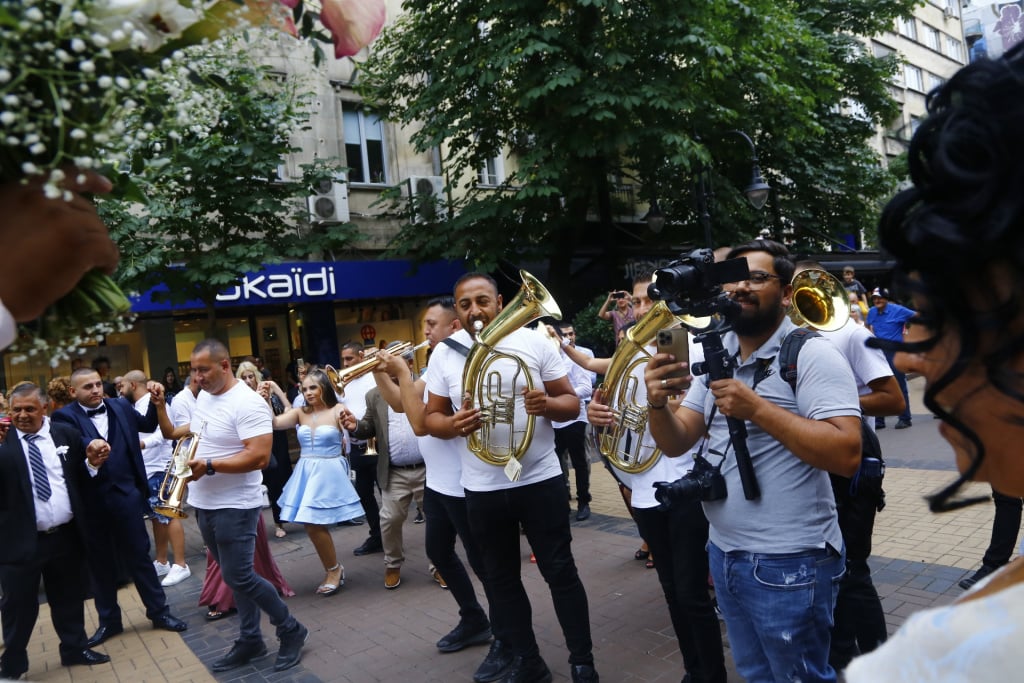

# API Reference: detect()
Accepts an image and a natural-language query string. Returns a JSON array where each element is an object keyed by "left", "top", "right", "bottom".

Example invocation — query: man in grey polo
[{"left": 646, "top": 240, "right": 862, "bottom": 683}]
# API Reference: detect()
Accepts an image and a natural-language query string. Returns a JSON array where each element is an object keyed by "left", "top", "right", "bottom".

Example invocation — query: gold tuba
[
  {"left": 597, "top": 300, "right": 680, "bottom": 474},
  {"left": 463, "top": 270, "right": 562, "bottom": 465},
  {"left": 325, "top": 341, "right": 430, "bottom": 396},
  {"left": 153, "top": 433, "right": 199, "bottom": 519},
  {"left": 788, "top": 269, "right": 850, "bottom": 332}
]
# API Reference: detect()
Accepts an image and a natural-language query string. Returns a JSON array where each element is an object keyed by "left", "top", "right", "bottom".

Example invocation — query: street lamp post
[{"left": 695, "top": 129, "right": 771, "bottom": 248}]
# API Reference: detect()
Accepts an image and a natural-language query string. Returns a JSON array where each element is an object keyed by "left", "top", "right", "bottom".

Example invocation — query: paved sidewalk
[{"left": 8, "top": 378, "right": 1015, "bottom": 682}]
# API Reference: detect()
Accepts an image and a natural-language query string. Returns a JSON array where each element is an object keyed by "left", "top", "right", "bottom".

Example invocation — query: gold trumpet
[
  {"left": 463, "top": 270, "right": 562, "bottom": 466},
  {"left": 788, "top": 269, "right": 850, "bottom": 332},
  {"left": 153, "top": 433, "right": 199, "bottom": 519},
  {"left": 597, "top": 300, "right": 680, "bottom": 474},
  {"left": 325, "top": 340, "right": 430, "bottom": 396}
]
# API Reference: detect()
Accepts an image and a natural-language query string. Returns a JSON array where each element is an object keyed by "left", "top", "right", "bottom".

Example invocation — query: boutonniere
[{"left": 55, "top": 445, "right": 69, "bottom": 463}]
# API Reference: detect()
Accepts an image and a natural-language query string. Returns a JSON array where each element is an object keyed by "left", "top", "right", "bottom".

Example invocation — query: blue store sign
[{"left": 130, "top": 259, "right": 466, "bottom": 313}]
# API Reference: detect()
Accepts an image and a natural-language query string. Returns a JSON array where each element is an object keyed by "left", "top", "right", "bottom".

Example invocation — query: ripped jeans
[{"left": 708, "top": 541, "right": 845, "bottom": 683}]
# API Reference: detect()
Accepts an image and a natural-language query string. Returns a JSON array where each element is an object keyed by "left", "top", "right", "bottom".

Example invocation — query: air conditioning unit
[
  {"left": 404, "top": 175, "right": 447, "bottom": 223},
  {"left": 307, "top": 173, "right": 350, "bottom": 224},
  {"left": 944, "top": 6, "right": 957, "bottom": 19}
]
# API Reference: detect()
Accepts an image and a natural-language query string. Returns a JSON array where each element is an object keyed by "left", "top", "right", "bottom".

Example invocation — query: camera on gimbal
[
  {"left": 647, "top": 247, "right": 749, "bottom": 319},
  {"left": 653, "top": 455, "right": 727, "bottom": 506}
]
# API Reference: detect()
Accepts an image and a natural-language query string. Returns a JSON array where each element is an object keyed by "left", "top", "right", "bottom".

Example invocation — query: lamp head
[{"left": 744, "top": 164, "right": 771, "bottom": 210}]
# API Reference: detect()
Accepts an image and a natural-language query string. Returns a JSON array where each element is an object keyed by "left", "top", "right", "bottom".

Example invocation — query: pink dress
[{"left": 198, "top": 515, "right": 295, "bottom": 611}]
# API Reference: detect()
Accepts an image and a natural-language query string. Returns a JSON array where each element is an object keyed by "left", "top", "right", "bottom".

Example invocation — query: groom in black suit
[
  {"left": 52, "top": 368, "right": 187, "bottom": 647},
  {"left": 0, "top": 383, "right": 111, "bottom": 679}
]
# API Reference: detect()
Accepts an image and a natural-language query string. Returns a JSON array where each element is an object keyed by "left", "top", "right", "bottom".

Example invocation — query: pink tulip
[{"left": 319, "top": 0, "right": 386, "bottom": 58}]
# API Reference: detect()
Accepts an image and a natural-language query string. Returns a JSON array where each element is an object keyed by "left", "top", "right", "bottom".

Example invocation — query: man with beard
[
  {"left": 423, "top": 273, "right": 599, "bottom": 683},
  {"left": 646, "top": 240, "right": 862, "bottom": 683}
]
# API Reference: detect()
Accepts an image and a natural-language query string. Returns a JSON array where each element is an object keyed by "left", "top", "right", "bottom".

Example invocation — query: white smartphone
[{"left": 656, "top": 328, "right": 690, "bottom": 378}]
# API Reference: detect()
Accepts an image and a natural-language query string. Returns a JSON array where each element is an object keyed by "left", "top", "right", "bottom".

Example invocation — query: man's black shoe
[
  {"left": 211, "top": 640, "right": 269, "bottom": 672},
  {"left": 337, "top": 517, "right": 364, "bottom": 527},
  {"left": 895, "top": 419, "right": 912, "bottom": 430},
  {"left": 353, "top": 536, "right": 383, "bottom": 556},
  {"left": 60, "top": 649, "right": 111, "bottom": 667},
  {"left": 502, "top": 654, "right": 552, "bottom": 683},
  {"left": 959, "top": 563, "right": 999, "bottom": 590},
  {"left": 575, "top": 504, "right": 591, "bottom": 521},
  {"left": 473, "top": 639, "right": 514, "bottom": 682},
  {"left": 0, "top": 666, "right": 24, "bottom": 680},
  {"left": 86, "top": 624, "right": 123, "bottom": 648},
  {"left": 274, "top": 623, "right": 309, "bottom": 671},
  {"left": 571, "top": 664, "right": 600, "bottom": 682},
  {"left": 152, "top": 614, "right": 188, "bottom": 632},
  {"left": 437, "top": 622, "right": 492, "bottom": 653}
]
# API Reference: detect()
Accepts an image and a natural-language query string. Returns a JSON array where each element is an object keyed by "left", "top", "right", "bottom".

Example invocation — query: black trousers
[
  {"left": 982, "top": 488, "right": 1024, "bottom": 568},
  {"left": 263, "top": 431, "right": 293, "bottom": 526},
  {"left": 829, "top": 468, "right": 887, "bottom": 669},
  {"left": 422, "top": 487, "right": 493, "bottom": 633},
  {"left": 350, "top": 446, "right": 381, "bottom": 539},
  {"left": 0, "top": 526, "right": 89, "bottom": 676},
  {"left": 555, "top": 422, "right": 591, "bottom": 505},
  {"left": 466, "top": 475, "right": 594, "bottom": 666},
  {"left": 633, "top": 501, "right": 726, "bottom": 683}
]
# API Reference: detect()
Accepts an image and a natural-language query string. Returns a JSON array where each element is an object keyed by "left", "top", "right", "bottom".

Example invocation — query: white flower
[
  {"left": 55, "top": 446, "right": 70, "bottom": 458},
  {"left": 0, "top": 69, "right": 10, "bottom": 83},
  {"left": 0, "top": 112, "right": 14, "bottom": 125}
]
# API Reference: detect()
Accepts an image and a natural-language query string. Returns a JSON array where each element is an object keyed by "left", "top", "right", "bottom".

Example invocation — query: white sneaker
[
  {"left": 161, "top": 564, "right": 191, "bottom": 587},
  {"left": 153, "top": 560, "right": 171, "bottom": 577}
]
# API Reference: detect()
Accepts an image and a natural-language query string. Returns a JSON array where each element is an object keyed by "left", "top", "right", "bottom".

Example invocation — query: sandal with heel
[{"left": 316, "top": 564, "right": 345, "bottom": 596}]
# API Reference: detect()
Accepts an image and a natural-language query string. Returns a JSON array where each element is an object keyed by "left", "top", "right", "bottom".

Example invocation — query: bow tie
[{"left": 86, "top": 405, "right": 106, "bottom": 418}]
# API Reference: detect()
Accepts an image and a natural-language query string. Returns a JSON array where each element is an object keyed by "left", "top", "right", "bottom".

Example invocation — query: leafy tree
[
  {"left": 356, "top": 0, "right": 916, "bottom": 311},
  {"left": 99, "top": 35, "right": 359, "bottom": 337}
]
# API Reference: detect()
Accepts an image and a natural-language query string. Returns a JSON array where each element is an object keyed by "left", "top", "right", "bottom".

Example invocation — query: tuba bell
[
  {"left": 462, "top": 270, "right": 562, "bottom": 466},
  {"left": 788, "top": 269, "right": 850, "bottom": 332},
  {"left": 597, "top": 300, "right": 680, "bottom": 474},
  {"left": 153, "top": 432, "right": 200, "bottom": 519}
]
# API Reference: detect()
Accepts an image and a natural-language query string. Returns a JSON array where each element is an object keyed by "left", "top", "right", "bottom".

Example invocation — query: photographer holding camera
[
  {"left": 645, "top": 240, "right": 862, "bottom": 683},
  {"left": 597, "top": 288, "right": 635, "bottom": 338}
]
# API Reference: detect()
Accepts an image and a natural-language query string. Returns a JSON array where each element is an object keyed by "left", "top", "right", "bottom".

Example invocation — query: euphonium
[
  {"left": 463, "top": 270, "right": 562, "bottom": 465},
  {"left": 788, "top": 269, "right": 850, "bottom": 332},
  {"left": 325, "top": 340, "right": 430, "bottom": 395},
  {"left": 153, "top": 432, "right": 200, "bottom": 519},
  {"left": 597, "top": 300, "right": 680, "bottom": 474}
]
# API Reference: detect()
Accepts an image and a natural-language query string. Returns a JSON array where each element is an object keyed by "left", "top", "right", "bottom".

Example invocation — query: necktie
[
  {"left": 24, "top": 434, "right": 52, "bottom": 502},
  {"left": 86, "top": 405, "right": 106, "bottom": 417}
]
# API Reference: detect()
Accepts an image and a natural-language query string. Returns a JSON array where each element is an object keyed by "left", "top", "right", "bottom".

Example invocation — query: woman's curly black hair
[{"left": 874, "top": 42, "right": 1024, "bottom": 512}]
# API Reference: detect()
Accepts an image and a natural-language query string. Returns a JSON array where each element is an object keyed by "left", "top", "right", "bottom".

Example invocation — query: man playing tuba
[{"left": 423, "top": 272, "right": 600, "bottom": 683}]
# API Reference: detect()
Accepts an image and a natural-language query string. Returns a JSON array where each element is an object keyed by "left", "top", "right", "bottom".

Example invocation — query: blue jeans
[
  {"left": 465, "top": 475, "right": 593, "bottom": 666},
  {"left": 708, "top": 541, "right": 845, "bottom": 683},
  {"left": 196, "top": 508, "right": 298, "bottom": 644}
]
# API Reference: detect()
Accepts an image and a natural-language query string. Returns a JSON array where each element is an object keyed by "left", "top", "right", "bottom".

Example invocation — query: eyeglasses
[{"left": 724, "top": 271, "right": 781, "bottom": 290}]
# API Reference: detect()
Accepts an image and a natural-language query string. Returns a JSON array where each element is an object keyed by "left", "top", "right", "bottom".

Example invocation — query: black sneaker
[
  {"left": 502, "top": 655, "right": 552, "bottom": 683},
  {"left": 211, "top": 640, "right": 268, "bottom": 672},
  {"left": 895, "top": 419, "right": 912, "bottom": 429},
  {"left": 571, "top": 664, "right": 600, "bottom": 683},
  {"left": 473, "top": 639, "right": 514, "bottom": 682},
  {"left": 414, "top": 510, "right": 425, "bottom": 524},
  {"left": 959, "top": 564, "right": 998, "bottom": 590},
  {"left": 274, "top": 623, "right": 308, "bottom": 672},
  {"left": 437, "top": 621, "right": 492, "bottom": 653}
]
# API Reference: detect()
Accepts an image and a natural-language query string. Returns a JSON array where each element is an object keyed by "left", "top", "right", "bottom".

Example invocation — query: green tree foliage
[
  {"left": 357, "top": 0, "right": 917, "bottom": 303},
  {"left": 99, "top": 35, "right": 359, "bottom": 335}
]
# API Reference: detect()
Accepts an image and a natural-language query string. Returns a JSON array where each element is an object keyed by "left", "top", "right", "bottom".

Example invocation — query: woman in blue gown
[{"left": 268, "top": 369, "right": 363, "bottom": 595}]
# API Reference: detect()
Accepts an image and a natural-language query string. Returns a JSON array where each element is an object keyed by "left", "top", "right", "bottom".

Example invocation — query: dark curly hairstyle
[{"left": 873, "top": 42, "right": 1024, "bottom": 512}]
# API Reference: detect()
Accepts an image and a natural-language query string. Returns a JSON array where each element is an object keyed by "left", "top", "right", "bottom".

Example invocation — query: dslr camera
[
  {"left": 648, "top": 247, "right": 749, "bottom": 319},
  {"left": 653, "top": 455, "right": 727, "bottom": 507}
]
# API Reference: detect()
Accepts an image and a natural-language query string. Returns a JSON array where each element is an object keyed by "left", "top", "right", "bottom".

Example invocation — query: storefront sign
[{"left": 130, "top": 259, "right": 465, "bottom": 313}]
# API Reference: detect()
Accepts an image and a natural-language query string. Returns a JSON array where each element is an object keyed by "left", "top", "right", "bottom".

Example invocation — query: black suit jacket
[
  {"left": 52, "top": 398, "right": 157, "bottom": 502},
  {"left": 0, "top": 422, "right": 90, "bottom": 565}
]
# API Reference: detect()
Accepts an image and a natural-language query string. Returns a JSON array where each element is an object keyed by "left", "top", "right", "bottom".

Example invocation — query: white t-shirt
[
  {"left": 169, "top": 388, "right": 197, "bottom": 428},
  {"left": 187, "top": 382, "right": 273, "bottom": 510},
  {"left": 136, "top": 393, "right": 173, "bottom": 477},
  {"left": 419, "top": 383, "right": 464, "bottom": 497},
  {"left": 424, "top": 327, "right": 567, "bottom": 491},
  {"left": 819, "top": 321, "right": 893, "bottom": 433},
  {"left": 341, "top": 372, "right": 375, "bottom": 443}
]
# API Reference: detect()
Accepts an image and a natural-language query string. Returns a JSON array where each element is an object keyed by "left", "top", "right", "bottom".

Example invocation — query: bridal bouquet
[{"left": 0, "top": 0, "right": 385, "bottom": 364}]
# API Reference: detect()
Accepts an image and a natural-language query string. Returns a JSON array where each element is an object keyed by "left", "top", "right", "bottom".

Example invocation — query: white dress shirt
[{"left": 17, "top": 418, "right": 74, "bottom": 531}]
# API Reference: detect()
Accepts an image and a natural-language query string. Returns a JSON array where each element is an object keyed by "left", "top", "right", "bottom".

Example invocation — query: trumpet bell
[{"left": 789, "top": 269, "right": 850, "bottom": 332}]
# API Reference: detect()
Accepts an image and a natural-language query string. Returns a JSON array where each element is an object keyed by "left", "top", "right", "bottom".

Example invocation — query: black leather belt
[
  {"left": 391, "top": 462, "right": 425, "bottom": 470},
  {"left": 38, "top": 522, "right": 73, "bottom": 536}
]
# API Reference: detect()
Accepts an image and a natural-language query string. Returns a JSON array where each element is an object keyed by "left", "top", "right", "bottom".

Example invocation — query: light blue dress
[{"left": 277, "top": 424, "right": 364, "bottom": 525}]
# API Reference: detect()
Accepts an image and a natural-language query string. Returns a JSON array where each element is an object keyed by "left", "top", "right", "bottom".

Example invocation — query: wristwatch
[{"left": 205, "top": 459, "right": 215, "bottom": 476}]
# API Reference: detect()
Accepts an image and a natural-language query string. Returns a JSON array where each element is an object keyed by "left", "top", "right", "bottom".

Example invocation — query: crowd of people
[{"left": 4, "top": 44, "right": 1024, "bottom": 683}]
